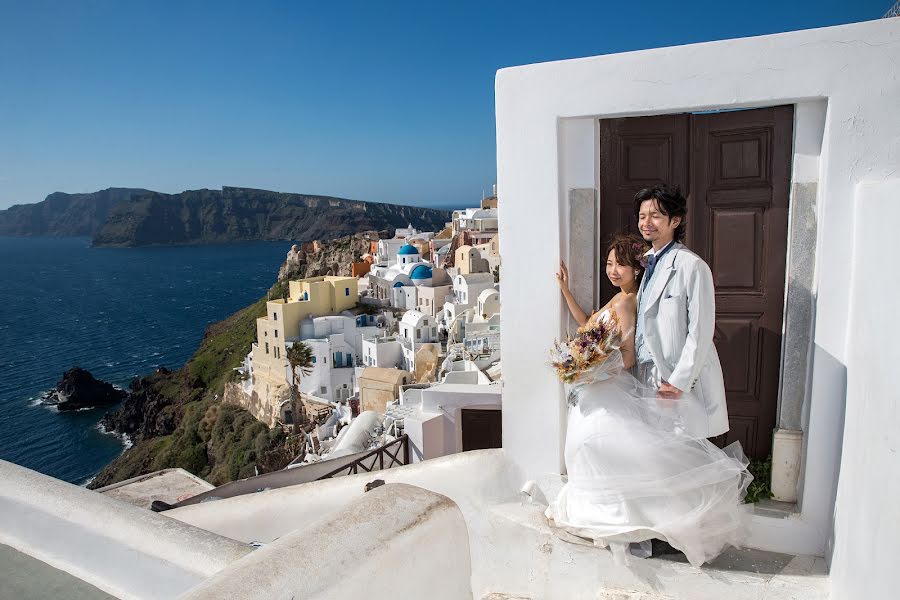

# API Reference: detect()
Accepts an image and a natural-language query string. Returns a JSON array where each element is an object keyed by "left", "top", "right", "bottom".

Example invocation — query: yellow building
[{"left": 249, "top": 276, "right": 359, "bottom": 419}]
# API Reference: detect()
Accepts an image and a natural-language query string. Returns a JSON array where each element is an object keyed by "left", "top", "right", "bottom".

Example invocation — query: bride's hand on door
[{"left": 556, "top": 260, "right": 570, "bottom": 292}]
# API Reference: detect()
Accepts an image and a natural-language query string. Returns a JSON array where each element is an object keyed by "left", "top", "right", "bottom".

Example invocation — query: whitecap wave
[
  {"left": 96, "top": 421, "right": 133, "bottom": 450},
  {"left": 29, "top": 390, "right": 60, "bottom": 412}
]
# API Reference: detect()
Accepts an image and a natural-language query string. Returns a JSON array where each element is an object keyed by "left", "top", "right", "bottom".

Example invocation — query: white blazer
[{"left": 637, "top": 242, "right": 729, "bottom": 438}]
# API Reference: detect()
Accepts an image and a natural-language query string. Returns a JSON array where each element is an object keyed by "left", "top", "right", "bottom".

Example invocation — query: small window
[
  {"left": 275, "top": 329, "right": 278, "bottom": 338},
  {"left": 345, "top": 288, "right": 350, "bottom": 296},
  {"left": 265, "top": 343, "right": 269, "bottom": 354},
  {"left": 312, "top": 356, "right": 317, "bottom": 363},
  {"left": 273, "top": 313, "right": 277, "bottom": 321},
  {"left": 320, "top": 386, "right": 327, "bottom": 394}
]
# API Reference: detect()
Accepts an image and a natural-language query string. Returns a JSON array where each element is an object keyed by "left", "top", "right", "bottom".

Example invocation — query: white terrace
[{"left": 1, "top": 16, "right": 898, "bottom": 600}]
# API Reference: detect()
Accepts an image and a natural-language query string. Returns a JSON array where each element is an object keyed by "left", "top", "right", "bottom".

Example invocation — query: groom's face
[{"left": 638, "top": 199, "right": 680, "bottom": 247}]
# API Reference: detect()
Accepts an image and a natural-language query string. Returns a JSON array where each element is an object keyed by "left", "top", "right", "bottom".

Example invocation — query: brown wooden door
[
  {"left": 598, "top": 106, "right": 793, "bottom": 459},
  {"left": 461, "top": 408, "right": 502, "bottom": 451}
]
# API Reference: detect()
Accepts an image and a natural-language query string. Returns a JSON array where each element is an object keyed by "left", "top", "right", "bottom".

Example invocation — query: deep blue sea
[{"left": 0, "top": 237, "right": 292, "bottom": 485}]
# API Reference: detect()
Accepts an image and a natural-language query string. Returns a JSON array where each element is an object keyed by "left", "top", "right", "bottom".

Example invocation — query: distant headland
[{"left": 0, "top": 187, "right": 450, "bottom": 247}]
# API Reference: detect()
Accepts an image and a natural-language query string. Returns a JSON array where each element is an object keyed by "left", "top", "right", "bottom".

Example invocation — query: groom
[{"left": 633, "top": 185, "right": 729, "bottom": 439}]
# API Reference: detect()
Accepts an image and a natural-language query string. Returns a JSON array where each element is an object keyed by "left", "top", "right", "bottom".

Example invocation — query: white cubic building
[
  {"left": 293, "top": 313, "right": 392, "bottom": 403},
  {"left": 398, "top": 310, "right": 440, "bottom": 373}
]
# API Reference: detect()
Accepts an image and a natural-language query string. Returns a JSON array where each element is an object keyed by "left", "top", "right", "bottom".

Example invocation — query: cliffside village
[{"left": 226, "top": 194, "right": 501, "bottom": 469}]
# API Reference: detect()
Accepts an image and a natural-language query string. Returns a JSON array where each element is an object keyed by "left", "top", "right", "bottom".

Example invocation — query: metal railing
[{"left": 315, "top": 434, "right": 410, "bottom": 480}]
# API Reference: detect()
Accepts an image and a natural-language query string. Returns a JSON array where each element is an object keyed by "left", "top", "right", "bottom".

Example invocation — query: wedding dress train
[{"left": 545, "top": 312, "right": 752, "bottom": 567}]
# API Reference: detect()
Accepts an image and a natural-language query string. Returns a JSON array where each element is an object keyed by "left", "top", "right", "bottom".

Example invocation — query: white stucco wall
[
  {"left": 828, "top": 180, "right": 900, "bottom": 599},
  {"left": 362, "top": 337, "right": 403, "bottom": 368},
  {"left": 497, "top": 17, "right": 900, "bottom": 558}
]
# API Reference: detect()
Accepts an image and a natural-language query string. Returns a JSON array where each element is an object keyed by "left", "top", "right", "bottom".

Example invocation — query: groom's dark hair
[{"left": 633, "top": 185, "right": 687, "bottom": 242}]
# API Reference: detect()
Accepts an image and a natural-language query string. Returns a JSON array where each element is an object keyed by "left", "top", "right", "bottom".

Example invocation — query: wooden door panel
[
  {"left": 709, "top": 208, "right": 763, "bottom": 292},
  {"left": 714, "top": 315, "right": 760, "bottom": 398},
  {"left": 623, "top": 137, "right": 674, "bottom": 183},
  {"left": 713, "top": 129, "right": 770, "bottom": 185}
]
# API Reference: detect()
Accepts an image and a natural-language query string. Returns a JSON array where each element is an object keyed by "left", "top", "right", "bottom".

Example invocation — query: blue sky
[{"left": 0, "top": 1, "right": 891, "bottom": 209}]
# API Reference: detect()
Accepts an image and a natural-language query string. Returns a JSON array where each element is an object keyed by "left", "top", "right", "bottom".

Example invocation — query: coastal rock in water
[{"left": 50, "top": 367, "right": 127, "bottom": 411}]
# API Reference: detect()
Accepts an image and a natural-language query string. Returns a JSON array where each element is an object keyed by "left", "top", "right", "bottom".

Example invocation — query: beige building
[
  {"left": 474, "top": 234, "right": 501, "bottom": 273},
  {"left": 359, "top": 367, "right": 413, "bottom": 414},
  {"left": 246, "top": 276, "right": 359, "bottom": 427},
  {"left": 454, "top": 245, "right": 490, "bottom": 275},
  {"left": 416, "top": 284, "right": 452, "bottom": 319}
]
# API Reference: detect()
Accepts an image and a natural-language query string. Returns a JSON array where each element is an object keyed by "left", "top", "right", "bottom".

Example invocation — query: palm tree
[{"left": 286, "top": 341, "right": 314, "bottom": 397}]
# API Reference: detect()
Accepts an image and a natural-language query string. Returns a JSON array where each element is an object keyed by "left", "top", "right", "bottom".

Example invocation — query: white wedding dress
[{"left": 545, "top": 311, "right": 752, "bottom": 567}]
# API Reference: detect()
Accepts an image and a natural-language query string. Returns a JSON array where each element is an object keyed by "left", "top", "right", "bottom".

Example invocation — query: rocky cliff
[
  {"left": 91, "top": 187, "right": 449, "bottom": 247},
  {"left": 0, "top": 188, "right": 151, "bottom": 236},
  {"left": 277, "top": 230, "right": 386, "bottom": 281},
  {"left": 45, "top": 367, "right": 128, "bottom": 411}
]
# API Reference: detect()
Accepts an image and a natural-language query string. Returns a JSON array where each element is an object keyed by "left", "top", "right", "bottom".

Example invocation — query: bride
[{"left": 549, "top": 233, "right": 752, "bottom": 567}]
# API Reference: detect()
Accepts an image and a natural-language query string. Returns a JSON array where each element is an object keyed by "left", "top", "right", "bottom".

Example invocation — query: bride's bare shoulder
[{"left": 611, "top": 292, "right": 637, "bottom": 315}]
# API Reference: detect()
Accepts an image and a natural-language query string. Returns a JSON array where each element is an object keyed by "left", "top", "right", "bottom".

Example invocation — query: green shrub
[{"left": 745, "top": 456, "right": 773, "bottom": 504}]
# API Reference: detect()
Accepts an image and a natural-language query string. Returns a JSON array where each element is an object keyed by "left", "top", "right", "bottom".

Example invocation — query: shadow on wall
[{"left": 810, "top": 344, "right": 846, "bottom": 566}]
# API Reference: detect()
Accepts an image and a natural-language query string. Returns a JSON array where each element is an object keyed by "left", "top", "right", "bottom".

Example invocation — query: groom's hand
[{"left": 657, "top": 382, "right": 683, "bottom": 400}]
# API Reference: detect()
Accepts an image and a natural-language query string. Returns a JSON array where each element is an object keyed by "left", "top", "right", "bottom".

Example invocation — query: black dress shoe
[{"left": 651, "top": 538, "right": 683, "bottom": 557}]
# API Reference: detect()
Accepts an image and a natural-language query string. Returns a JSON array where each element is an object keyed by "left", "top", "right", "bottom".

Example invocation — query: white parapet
[
  {"left": 180, "top": 483, "right": 473, "bottom": 600},
  {"left": 0, "top": 459, "right": 253, "bottom": 600}
]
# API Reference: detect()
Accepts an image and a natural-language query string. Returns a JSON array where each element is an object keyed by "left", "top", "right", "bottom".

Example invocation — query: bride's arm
[
  {"left": 612, "top": 296, "right": 637, "bottom": 369},
  {"left": 556, "top": 260, "right": 590, "bottom": 326}
]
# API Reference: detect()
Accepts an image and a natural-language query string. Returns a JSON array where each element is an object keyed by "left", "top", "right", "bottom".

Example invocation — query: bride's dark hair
[{"left": 605, "top": 233, "right": 650, "bottom": 285}]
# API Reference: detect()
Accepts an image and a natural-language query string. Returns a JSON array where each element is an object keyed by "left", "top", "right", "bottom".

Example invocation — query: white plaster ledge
[
  {"left": 0, "top": 460, "right": 252, "bottom": 600},
  {"left": 180, "top": 483, "right": 473, "bottom": 600}
]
